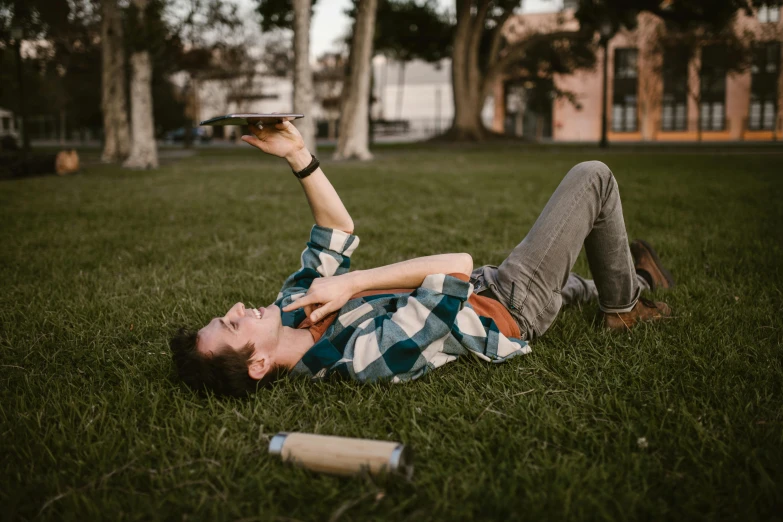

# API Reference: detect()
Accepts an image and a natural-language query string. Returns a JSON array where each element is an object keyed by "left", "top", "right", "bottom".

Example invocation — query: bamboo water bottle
[{"left": 268, "top": 432, "right": 413, "bottom": 478}]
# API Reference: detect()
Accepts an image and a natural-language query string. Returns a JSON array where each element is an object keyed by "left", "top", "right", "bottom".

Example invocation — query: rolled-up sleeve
[{"left": 275, "top": 226, "right": 360, "bottom": 308}]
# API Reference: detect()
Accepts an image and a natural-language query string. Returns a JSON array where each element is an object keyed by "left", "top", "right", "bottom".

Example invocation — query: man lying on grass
[{"left": 170, "top": 121, "right": 675, "bottom": 397}]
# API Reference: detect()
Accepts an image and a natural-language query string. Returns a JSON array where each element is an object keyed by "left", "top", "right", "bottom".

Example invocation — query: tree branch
[
  {"left": 465, "top": 0, "right": 491, "bottom": 104},
  {"left": 487, "top": 10, "right": 514, "bottom": 68},
  {"left": 455, "top": 0, "right": 473, "bottom": 19},
  {"left": 471, "top": 0, "right": 492, "bottom": 40},
  {"left": 485, "top": 29, "right": 587, "bottom": 88}
]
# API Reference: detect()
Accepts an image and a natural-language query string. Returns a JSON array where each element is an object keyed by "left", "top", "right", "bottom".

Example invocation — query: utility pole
[{"left": 599, "top": 32, "right": 610, "bottom": 149}]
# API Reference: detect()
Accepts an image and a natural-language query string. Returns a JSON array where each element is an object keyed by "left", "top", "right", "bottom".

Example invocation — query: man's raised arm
[
  {"left": 282, "top": 253, "right": 474, "bottom": 323},
  {"left": 241, "top": 121, "right": 354, "bottom": 234}
]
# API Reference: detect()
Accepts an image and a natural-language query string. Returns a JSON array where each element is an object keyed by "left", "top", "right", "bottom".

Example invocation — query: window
[
  {"left": 612, "top": 48, "right": 638, "bottom": 132},
  {"left": 1, "top": 117, "right": 9, "bottom": 131},
  {"left": 661, "top": 47, "right": 689, "bottom": 131},
  {"left": 699, "top": 46, "right": 727, "bottom": 131},
  {"left": 503, "top": 82, "right": 553, "bottom": 139},
  {"left": 758, "top": 4, "right": 781, "bottom": 23},
  {"left": 749, "top": 42, "right": 780, "bottom": 131}
]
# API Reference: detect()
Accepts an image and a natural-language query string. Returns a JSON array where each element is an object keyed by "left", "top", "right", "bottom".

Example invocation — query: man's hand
[
  {"left": 241, "top": 121, "right": 306, "bottom": 164},
  {"left": 282, "top": 272, "right": 360, "bottom": 323}
]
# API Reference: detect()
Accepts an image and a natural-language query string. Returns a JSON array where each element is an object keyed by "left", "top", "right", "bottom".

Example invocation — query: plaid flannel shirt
[{"left": 275, "top": 226, "right": 531, "bottom": 383}]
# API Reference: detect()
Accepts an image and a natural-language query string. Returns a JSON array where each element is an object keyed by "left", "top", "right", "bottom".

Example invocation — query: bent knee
[
  {"left": 572, "top": 160, "right": 613, "bottom": 180},
  {"left": 567, "top": 160, "right": 614, "bottom": 184}
]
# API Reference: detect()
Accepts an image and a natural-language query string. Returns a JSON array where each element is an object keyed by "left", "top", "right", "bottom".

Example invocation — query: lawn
[{"left": 1, "top": 143, "right": 782, "bottom": 521}]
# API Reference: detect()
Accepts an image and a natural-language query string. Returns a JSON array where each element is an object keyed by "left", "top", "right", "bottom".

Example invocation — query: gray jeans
[{"left": 471, "top": 161, "right": 650, "bottom": 341}]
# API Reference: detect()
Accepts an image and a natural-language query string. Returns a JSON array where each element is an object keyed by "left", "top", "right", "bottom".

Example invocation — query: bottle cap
[{"left": 268, "top": 432, "right": 288, "bottom": 456}]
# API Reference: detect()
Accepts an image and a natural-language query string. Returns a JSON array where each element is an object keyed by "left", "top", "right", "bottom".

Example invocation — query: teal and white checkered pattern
[{"left": 276, "top": 226, "right": 531, "bottom": 383}]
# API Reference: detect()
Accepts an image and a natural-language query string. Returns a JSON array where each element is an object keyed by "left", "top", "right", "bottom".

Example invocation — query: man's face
[{"left": 197, "top": 302, "right": 282, "bottom": 370}]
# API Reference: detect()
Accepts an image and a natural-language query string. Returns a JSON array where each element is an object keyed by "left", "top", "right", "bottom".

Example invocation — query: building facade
[
  {"left": 492, "top": 4, "right": 783, "bottom": 142},
  {"left": 0, "top": 108, "right": 19, "bottom": 143}
]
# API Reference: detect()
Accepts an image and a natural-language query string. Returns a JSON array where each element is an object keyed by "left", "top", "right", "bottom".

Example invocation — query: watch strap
[{"left": 292, "top": 154, "right": 320, "bottom": 179}]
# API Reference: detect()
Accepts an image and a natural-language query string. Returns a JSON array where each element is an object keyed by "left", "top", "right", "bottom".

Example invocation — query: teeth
[{"left": 253, "top": 308, "right": 262, "bottom": 319}]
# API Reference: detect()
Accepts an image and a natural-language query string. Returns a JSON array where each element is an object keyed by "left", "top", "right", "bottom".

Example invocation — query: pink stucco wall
[
  {"left": 553, "top": 65, "right": 604, "bottom": 141},
  {"left": 497, "top": 8, "right": 783, "bottom": 142}
]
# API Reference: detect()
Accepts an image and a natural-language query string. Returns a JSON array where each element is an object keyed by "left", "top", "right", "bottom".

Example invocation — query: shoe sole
[{"left": 633, "top": 239, "right": 675, "bottom": 289}]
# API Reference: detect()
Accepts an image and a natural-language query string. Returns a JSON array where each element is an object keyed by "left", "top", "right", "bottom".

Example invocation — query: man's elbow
[
  {"left": 339, "top": 220, "right": 354, "bottom": 235},
  {"left": 457, "top": 253, "right": 473, "bottom": 276}
]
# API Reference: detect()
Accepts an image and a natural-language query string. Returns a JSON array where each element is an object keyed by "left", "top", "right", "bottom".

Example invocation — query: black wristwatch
[{"left": 292, "top": 154, "right": 320, "bottom": 179}]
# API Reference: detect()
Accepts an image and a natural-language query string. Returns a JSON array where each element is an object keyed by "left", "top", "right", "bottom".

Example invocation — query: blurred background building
[
  {"left": 492, "top": 2, "right": 782, "bottom": 142},
  {"left": 192, "top": 55, "right": 483, "bottom": 143}
]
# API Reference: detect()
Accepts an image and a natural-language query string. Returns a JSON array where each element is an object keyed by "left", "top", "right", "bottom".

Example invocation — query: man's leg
[
  {"left": 478, "top": 161, "right": 648, "bottom": 339},
  {"left": 560, "top": 271, "right": 650, "bottom": 307}
]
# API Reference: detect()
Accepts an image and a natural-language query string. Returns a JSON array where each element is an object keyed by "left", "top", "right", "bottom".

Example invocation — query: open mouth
[{"left": 251, "top": 307, "right": 264, "bottom": 319}]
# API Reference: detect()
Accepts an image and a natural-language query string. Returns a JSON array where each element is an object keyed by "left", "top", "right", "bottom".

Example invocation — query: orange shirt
[{"left": 297, "top": 274, "right": 520, "bottom": 342}]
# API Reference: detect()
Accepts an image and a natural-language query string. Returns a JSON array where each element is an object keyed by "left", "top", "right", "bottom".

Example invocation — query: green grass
[{"left": 1, "top": 144, "right": 782, "bottom": 521}]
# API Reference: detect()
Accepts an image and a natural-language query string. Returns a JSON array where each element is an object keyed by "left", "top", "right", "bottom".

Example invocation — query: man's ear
[{"left": 248, "top": 358, "right": 267, "bottom": 381}]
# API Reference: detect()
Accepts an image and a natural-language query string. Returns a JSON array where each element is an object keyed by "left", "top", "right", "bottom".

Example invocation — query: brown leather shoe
[
  {"left": 602, "top": 297, "right": 671, "bottom": 331},
  {"left": 630, "top": 239, "right": 675, "bottom": 290}
]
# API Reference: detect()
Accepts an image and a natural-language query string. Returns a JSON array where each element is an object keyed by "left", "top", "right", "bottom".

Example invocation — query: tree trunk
[
  {"left": 293, "top": 0, "right": 317, "bottom": 154},
  {"left": 124, "top": 50, "right": 158, "bottom": 169},
  {"left": 450, "top": 77, "right": 486, "bottom": 140},
  {"left": 334, "top": 0, "right": 377, "bottom": 160},
  {"left": 448, "top": 5, "right": 487, "bottom": 141},
  {"left": 396, "top": 61, "right": 405, "bottom": 120},
  {"left": 123, "top": 0, "right": 157, "bottom": 169},
  {"left": 100, "top": 0, "right": 130, "bottom": 163}
]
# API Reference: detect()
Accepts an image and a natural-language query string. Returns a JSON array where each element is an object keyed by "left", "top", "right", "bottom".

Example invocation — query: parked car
[{"left": 163, "top": 127, "right": 212, "bottom": 143}]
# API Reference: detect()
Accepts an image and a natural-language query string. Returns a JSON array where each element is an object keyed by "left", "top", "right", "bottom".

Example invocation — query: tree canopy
[
  {"left": 575, "top": 0, "right": 769, "bottom": 34},
  {"left": 256, "top": 0, "right": 318, "bottom": 31},
  {"left": 257, "top": 0, "right": 451, "bottom": 64},
  {"left": 367, "top": 0, "right": 453, "bottom": 63}
]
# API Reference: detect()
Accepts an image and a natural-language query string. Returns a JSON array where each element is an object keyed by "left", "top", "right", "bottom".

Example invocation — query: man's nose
[{"left": 226, "top": 302, "right": 245, "bottom": 319}]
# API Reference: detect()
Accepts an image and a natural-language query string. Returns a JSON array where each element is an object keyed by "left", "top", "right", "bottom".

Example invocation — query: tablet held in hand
[{"left": 199, "top": 113, "right": 305, "bottom": 127}]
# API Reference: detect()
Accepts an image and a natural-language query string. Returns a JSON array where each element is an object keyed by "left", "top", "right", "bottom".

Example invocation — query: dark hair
[{"left": 169, "top": 328, "right": 287, "bottom": 397}]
